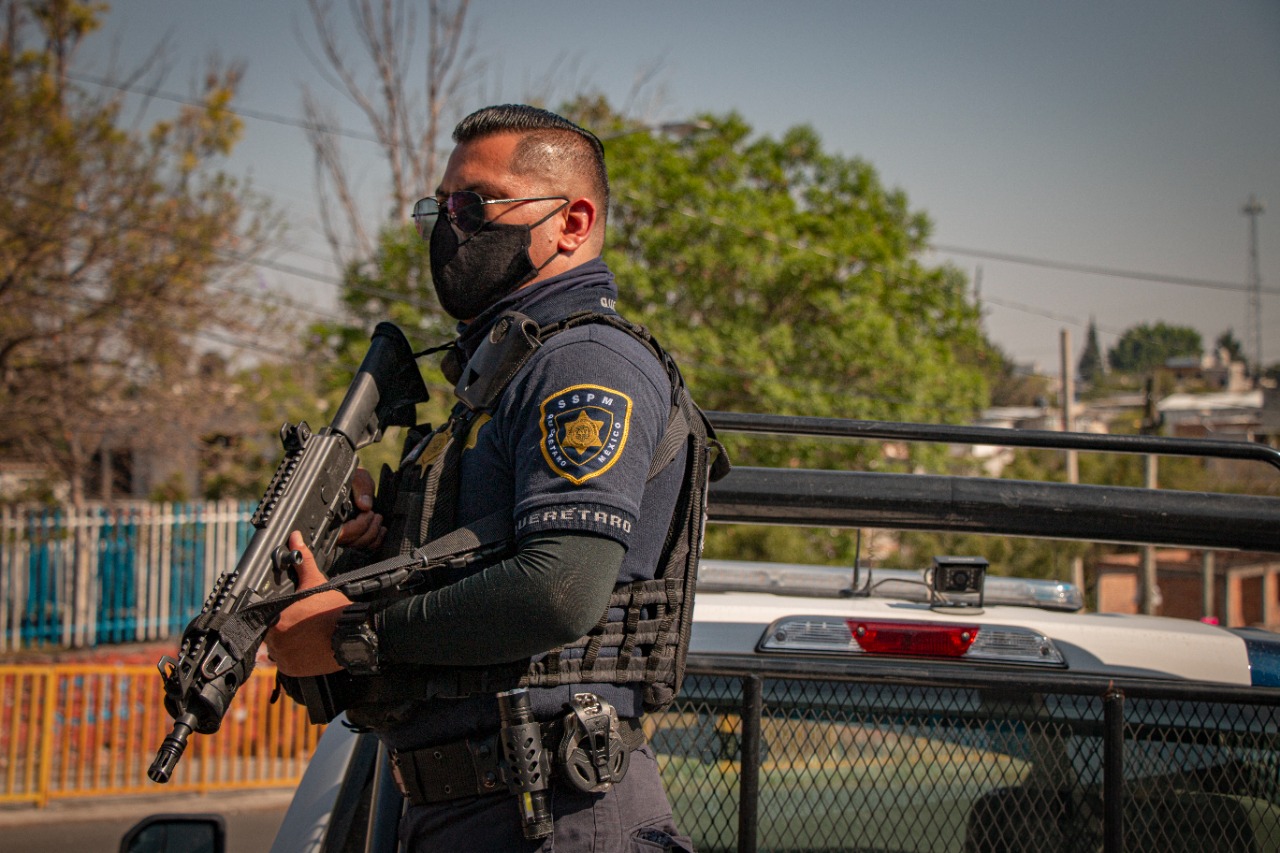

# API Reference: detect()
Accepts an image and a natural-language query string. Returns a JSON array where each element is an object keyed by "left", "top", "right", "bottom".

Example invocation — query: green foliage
[
  {"left": 1078, "top": 319, "right": 1104, "bottom": 385},
  {"left": 571, "top": 103, "right": 989, "bottom": 466},
  {"left": 972, "top": 340, "right": 1052, "bottom": 407},
  {"left": 320, "top": 100, "right": 992, "bottom": 465},
  {"left": 334, "top": 223, "right": 447, "bottom": 336},
  {"left": 220, "top": 326, "right": 428, "bottom": 502},
  {"left": 886, "top": 446, "right": 1085, "bottom": 581},
  {"left": 703, "top": 524, "right": 863, "bottom": 566},
  {"left": 211, "top": 357, "right": 326, "bottom": 500},
  {"left": 884, "top": 429, "right": 1279, "bottom": 585},
  {"left": 888, "top": 530, "right": 1089, "bottom": 581},
  {"left": 564, "top": 100, "right": 993, "bottom": 561},
  {"left": 1215, "top": 328, "right": 1245, "bottom": 366},
  {"left": 1107, "top": 322, "right": 1202, "bottom": 373}
]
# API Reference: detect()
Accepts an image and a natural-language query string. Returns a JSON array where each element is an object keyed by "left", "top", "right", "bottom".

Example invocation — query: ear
[{"left": 556, "top": 197, "right": 597, "bottom": 253}]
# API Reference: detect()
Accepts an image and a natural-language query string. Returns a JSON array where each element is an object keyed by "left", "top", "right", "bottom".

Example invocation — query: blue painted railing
[{"left": 0, "top": 501, "right": 254, "bottom": 651}]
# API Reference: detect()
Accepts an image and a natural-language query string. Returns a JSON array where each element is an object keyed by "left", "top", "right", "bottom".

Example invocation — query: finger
[
  {"left": 348, "top": 514, "right": 383, "bottom": 550},
  {"left": 338, "top": 511, "right": 384, "bottom": 549},
  {"left": 340, "top": 511, "right": 375, "bottom": 540},
  {"left": 287, "top": 530, "right": 327, "bottom": 588},
  {"left": 351, "top": 467, "right": 375, "bottom": 512}
]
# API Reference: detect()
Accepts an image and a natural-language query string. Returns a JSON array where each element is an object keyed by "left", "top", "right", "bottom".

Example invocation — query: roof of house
[{"left": 1157, "top": 390, "right": 1263, "bottom": 413}]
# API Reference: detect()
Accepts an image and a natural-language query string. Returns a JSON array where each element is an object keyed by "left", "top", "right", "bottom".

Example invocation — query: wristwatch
[{"left": 331, "top": 602, "right": 382, "bottom": 676}]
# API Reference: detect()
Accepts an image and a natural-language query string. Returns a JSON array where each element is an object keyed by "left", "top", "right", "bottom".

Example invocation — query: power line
[
  {"left": 71, "top": 70, "right": 1265, "bottom": 304},
  {"left": 13, "top": 283, "right": 302, "bottom": 361},
  {"left": 66, "top": 71, "right": 386, "bottom": 147},
  {"left": 32, "top": 75, "right": 1274, "bottom": 365},
  {"left": 209, "top": 280, "right": 349, "bottom": 324},
  {"left": 929, "top": 242, "right": 1275, "bottom": 296},
  {"left": 979, "top": 295, "right": 1125, "bottom": 337}
]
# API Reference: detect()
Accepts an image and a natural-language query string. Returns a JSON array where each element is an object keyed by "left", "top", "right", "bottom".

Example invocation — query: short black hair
[{"left": 453, "top": 104, "right": 609, "bottom": 214}]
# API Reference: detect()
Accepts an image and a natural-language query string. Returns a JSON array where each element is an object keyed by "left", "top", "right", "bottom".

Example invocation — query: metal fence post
[
  {"left": 36, "top": 669, "right": 58, "bottom": 807},
  {"left": 738, "top": 674, "right": 762, "bottom": 853},
  {"left": 1103, "top": 687, "right": 1125, "bottom": 853}
]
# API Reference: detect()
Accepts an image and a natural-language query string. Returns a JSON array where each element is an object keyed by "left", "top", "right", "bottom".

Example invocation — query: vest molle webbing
[{"left": 343, "top": 311, "right": 729, "bottom": 716}]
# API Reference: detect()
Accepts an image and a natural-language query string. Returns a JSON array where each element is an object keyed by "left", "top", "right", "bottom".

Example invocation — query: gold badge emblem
[
  {"left": 562, "top": 410, "right": 605, "bottom": 454},
  {"left": 539, "top": 384, "right": 633, "bottom": 485}
]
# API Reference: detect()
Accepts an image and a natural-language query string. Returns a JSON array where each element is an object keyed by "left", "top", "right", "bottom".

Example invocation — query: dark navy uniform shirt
[{"left": 375, "top": 258, "right": 685, "bottom": 751}]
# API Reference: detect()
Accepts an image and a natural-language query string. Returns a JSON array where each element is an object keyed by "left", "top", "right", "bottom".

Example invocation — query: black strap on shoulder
[{"left": 453, "top": 313, "right": 542, "bottom": 412}]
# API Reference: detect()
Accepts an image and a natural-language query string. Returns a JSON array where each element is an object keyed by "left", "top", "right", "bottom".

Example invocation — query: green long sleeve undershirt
[{"left": 372, "top": 531, "right": 626, "bottom": 667}]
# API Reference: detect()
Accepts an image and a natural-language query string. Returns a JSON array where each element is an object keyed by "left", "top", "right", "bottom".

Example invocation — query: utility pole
[
  {"left": 1141, "top": 454, "right": 1160, "bottom": 615},
  {"left": 1243, "top": 195, "right": 1266, "bottom": 381},
  {"left": 1060, "top": 329, "right": 1084, "bottom": 594},
  {"left": 1059, "top": 329, "right": 1078, "bottom": 481},
  {"left": 1139, "top": 377, "right": 1161, "bottom": 615}
]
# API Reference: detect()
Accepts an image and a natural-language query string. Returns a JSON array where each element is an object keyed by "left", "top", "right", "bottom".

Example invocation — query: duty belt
[{"left": 389, "top": 716, "right": 646, "bottom": 805}]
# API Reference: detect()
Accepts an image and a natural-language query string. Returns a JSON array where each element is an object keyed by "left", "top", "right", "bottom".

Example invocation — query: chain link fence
[{"left": 652, "top": 660, "right": 1280, "bottom": 853}]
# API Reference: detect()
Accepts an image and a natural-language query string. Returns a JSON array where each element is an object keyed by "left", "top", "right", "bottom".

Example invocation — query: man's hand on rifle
[
  {"left": 265, "top": 530, "right": 350, "bottom": 676},
  {"left": 338, "top": 467, "right": 385, "bottom": 551},
  {"left": 265, "top": 470, "right": 382, "bottom": 677}
]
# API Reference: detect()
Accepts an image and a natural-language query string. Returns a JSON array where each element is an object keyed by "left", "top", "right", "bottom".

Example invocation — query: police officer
[{"left": 266, "top": 105, "right": 698, "bottom": 852}]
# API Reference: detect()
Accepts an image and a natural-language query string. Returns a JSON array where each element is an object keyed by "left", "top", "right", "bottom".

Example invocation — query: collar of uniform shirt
[{"left": 453, "top": 256, "right": 619, "bottom": 361}]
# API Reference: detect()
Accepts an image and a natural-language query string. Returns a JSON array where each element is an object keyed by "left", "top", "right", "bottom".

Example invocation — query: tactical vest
[{"left": 346, "top": 309, "right": 728, "bottom": 716}]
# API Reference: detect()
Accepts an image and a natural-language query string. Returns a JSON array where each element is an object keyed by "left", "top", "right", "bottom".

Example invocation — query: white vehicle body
[
  {"left": 692, "top": 561, "right": 1259, "bottom": 686},
  {"left": 255, "top": 557, "right": 1280, "bottom": 853}
]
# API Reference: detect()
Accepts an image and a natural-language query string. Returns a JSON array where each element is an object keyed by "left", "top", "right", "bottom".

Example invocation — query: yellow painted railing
[{"left": 0, "top": 664, "right": 321, "bottom": 806}]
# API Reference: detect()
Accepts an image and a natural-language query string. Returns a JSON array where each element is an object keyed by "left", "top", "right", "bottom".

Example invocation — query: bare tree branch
[
  {"left": 301, "top": 87, "right": 373, "bottom": 260},
  {"left": 298, "top": 0, "right": 477, "bottom": 268}
]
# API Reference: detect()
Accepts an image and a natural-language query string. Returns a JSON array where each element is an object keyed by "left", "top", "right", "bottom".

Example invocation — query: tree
[
  {"left": 587, "top": 106, "right": 988, "bottom": 463},
  {"left": 299, "top": 0, "right": 477, "bottom": 268},
  {"left": 581, "top": 103, "right": 990, "bottom": 563},
  {"left": 0, "top": 0, "right": 277, "bottom": 505},
  {"left": 1215, "top": 328, "right": 1245, "bottom": 365},
  {"left": 966, "top": 340, "right": 1051, "bottom": 408},
  {"left": 1106, "top": 322, "right": 1202, "bottom": 374},
  {"left": 1077, "top": 318, "right": 1104, "bottom": 385}
]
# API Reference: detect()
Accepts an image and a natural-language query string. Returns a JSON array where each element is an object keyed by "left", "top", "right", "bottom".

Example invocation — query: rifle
[{"left": 148, "top": 322, "right": 428, "bottom": 783}]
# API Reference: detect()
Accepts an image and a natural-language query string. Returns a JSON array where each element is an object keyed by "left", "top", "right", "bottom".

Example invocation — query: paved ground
[{"left": 0, "top": 788, "right": 293, "bottom": 852}]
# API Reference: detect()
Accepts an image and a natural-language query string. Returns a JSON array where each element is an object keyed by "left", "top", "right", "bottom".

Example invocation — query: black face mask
[{"left": 429, "top": 204, "right": 567, "bottom": 321}]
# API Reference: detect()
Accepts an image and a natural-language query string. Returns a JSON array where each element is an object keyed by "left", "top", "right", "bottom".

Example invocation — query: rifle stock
[{"left": 148, "top": 322, "right": 428, "bottom": 783}]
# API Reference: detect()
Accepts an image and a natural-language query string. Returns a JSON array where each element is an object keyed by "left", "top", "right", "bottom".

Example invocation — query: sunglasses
[{"left": 411, "top": 191, "right": 569, "bottom": 236}]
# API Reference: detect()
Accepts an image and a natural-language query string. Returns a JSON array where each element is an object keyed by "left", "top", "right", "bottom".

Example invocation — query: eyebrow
[{"left": 436, "top": 181, "right": 506, "bottom": 200}]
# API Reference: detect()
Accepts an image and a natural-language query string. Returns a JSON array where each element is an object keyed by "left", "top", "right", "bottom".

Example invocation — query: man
[{"left": 266, "top": 104, "right": 710, "bottom": 852}]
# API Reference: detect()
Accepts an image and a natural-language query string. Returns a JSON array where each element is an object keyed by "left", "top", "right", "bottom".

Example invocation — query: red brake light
[{"left": 848, "top": 621, "right": 979, "bottom": 658}]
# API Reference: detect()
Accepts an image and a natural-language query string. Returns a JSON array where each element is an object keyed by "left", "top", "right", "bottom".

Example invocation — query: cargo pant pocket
[{"left": 630, "top": 825, "right": 695, "bottom": 852}]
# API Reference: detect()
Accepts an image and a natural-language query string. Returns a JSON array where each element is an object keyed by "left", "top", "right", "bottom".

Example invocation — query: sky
[{"left": 80, "top": 0, "right": 1280, "bottom": 372}]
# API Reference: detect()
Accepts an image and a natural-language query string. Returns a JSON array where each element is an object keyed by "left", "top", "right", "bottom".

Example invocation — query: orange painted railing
[{"left": 0, "top": 664, "right": 321, "bottom": 806}]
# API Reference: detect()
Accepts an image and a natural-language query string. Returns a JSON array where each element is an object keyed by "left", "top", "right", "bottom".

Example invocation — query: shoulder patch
[{"left": 539, "top": 384, "right": 632, "bottom": 485}]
